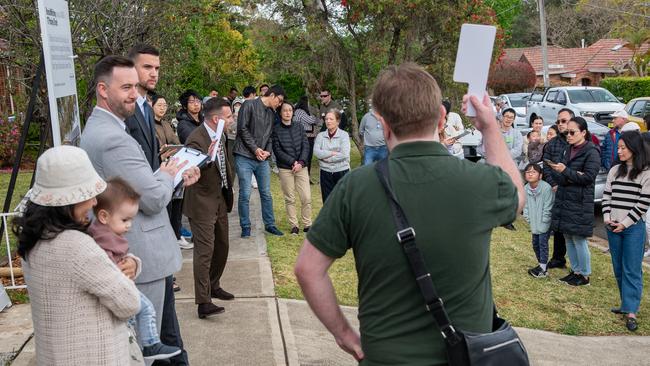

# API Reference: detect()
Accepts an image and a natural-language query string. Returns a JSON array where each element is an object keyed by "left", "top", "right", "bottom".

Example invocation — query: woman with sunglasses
[
  {"left": 602, "top": 131, "right": 650, "bottom": 331},
  {"left": 547, "top": 116, "right": 601, "bottom": 286}
]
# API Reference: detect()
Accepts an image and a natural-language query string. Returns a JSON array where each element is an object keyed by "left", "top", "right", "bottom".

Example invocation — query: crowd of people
[{"left": 8, "top": 41, "right": 650, "bottom": 365}]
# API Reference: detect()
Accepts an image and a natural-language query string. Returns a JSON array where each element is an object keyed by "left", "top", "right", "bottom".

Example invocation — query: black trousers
[
  {"left": 320, "top": 169, "right": 349, "bottom": 203},
  {"left": 167, "top": 199, "right": 183, "bottom": 240},
  {"left": 153, "top": 275, "right": 189, "bottom": 365},
  {"left": 550, "top": 231, "right": 567, "bottom": 263},
  {"left": 306, "top": 137, "right": 316, "bottom": 177}
]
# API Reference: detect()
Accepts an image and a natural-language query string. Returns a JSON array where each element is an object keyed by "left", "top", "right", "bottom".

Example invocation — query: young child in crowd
[
  {"left": 88, "top": 178, "right": 181, "bottom": 361},
  {"left": 526, "top": 130, "right": 544, "bottom": 165},
  {"left": 522, "top": 164, "right": 554, "bottom": 278}
]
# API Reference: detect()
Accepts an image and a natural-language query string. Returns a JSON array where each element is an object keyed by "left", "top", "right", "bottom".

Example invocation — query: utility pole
[{"left": 538, "top": 0, "right": 550, "bottom": 87}]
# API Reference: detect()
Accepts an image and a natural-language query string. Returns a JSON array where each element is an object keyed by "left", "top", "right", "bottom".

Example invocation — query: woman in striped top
[{"left": 602, "top": 131, "right": 650, "bottom": 332}]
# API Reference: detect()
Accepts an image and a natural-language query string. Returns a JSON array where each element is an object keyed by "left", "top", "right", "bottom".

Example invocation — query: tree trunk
[
  {"left": 346, "top": 64, "right": 363, "bottom": 156},
  {"left": 387, "top": 25, "right": 402, "bottom": 65}
]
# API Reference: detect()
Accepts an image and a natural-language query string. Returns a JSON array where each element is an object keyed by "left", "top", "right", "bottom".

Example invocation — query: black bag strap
[{"left": 374, "top": 159, "right": 463, "bottom": 347}]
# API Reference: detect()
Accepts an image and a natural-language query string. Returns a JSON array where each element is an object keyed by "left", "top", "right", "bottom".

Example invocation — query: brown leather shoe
[
  {"left": 197, "top": 303, "right": 224, "bottom": 319},
  {"left": 212, "top": 288, "right": 235, "bottom": 301}
]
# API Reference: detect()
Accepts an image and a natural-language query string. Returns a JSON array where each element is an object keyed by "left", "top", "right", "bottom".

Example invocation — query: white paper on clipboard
[
  {"left": 453, "top": 24, "right": 497, "bottom": 117},
  {"left": 156, "top": 147, "right": 209, "bottom": 187},
  {"left": 210, "top": 119, "right": 226, "bottom": 163}
]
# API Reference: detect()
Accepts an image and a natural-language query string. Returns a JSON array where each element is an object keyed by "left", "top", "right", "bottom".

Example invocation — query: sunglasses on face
[
  {"left": 320, "top": 94, "right": 329, "bottom": 98},
  {"left": 567, "top": 130, "right": 581, "bottom": 136},
  {"left": 557, "top": 119, "right": 569, "bottom": 124}
]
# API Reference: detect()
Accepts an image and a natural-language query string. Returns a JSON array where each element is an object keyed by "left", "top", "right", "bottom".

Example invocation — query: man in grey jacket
[
  {"left": 81, "top": 56, "right": 199, "bottom": 353},
  {"left": 233, "top": 84, "right": 286, "bottom": 237}
]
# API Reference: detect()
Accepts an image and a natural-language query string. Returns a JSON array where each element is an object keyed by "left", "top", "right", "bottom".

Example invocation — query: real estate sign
[{"left": 37, "top": 0, "right": 81, "bottom": 146}]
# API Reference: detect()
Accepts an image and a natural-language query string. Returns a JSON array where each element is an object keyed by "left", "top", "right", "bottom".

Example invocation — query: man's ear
[
  {"left": 96, "top": 209, "right": 110, "bottom": 225},
  {"left": 96, "top": 82, "right": 108, "bottom": 101},
  {"left": 437, "top": 104, "right": 446, "bottom": 133}
]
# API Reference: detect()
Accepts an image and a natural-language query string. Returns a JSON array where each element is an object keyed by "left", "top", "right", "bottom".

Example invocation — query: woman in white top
[{"left": 313, "top": 109, "right": 350, "bottom": 202}]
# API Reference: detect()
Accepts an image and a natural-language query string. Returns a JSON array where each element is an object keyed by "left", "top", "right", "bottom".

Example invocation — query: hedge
[{"left": 600, "top": 77, "right": 650, "bottom": 103}]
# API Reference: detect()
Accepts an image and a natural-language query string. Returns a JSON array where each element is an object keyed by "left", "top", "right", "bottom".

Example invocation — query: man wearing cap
[{"left": 602, "top": 110, "right": 630, "bottom": 171}]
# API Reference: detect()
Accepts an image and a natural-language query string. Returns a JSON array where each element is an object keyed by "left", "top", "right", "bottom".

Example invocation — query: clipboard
[{"left": 156, "top": 147, "right": 209, "bottom": 188}]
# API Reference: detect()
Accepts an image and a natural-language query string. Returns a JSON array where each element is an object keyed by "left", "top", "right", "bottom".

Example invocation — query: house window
[{"left": 580, "top": 78, "right": 591, "bottom": 86}]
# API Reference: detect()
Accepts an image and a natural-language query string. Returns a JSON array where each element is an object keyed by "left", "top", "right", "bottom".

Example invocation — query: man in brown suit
[{"left": 183, "top": 98, "right": 235, "bottom": 319}]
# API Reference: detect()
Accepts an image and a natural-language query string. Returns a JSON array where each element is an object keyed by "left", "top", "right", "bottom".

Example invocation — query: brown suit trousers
[{"left": 183, "top": 125, "right": 233, "bottom": 304}]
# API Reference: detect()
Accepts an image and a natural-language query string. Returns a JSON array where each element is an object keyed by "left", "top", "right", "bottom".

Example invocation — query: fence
[{"left": 1, "top": 211, "right": 25, "bottom": 290}]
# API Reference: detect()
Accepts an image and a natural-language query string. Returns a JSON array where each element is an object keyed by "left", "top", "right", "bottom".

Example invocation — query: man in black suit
[
  {"left": 126, "top": 43, "right": 189, "bottom": 365},
  {"left": 126, "top": 44, "right": 161, "bottom": 170}
]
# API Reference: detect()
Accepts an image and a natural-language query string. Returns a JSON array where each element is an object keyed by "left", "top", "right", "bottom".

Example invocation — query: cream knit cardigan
[{"left": 22, "top": 230, "right": 140, "bottom": 365}]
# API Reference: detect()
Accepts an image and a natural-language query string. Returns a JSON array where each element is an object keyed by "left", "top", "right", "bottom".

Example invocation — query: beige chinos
[{"left": 278, "top": 168, "right": 312, "bottom": 228}]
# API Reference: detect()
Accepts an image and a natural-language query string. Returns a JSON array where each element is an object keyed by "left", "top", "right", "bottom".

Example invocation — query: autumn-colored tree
[{"left": 488, "top": 58, "right": 536, "bottom": 95}]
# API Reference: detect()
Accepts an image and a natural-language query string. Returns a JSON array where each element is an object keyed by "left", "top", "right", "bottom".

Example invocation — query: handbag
[{"left": 374, "top": 159, "right": 530, "bottom": 366}]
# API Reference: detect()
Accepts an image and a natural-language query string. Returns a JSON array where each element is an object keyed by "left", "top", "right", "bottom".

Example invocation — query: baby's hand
[{"left": 118, "top": 257, "right": 137, "bottom": 280}]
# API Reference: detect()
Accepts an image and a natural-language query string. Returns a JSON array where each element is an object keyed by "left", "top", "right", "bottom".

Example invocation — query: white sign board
[
  {"left": 453, "top": 24, "right": 496, "bottom": 117},
  {"left": 37, "top": 0, "right": 81, "bottom": 146}
]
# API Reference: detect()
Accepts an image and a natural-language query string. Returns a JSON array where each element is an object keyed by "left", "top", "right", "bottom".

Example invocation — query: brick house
[{"left": 504, "top": 39, "right": 650, "bottom": 87}]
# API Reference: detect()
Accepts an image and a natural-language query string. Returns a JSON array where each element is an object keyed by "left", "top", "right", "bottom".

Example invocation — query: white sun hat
[{"left": 28, "top": 145, "right": 106, "bottom": 207}]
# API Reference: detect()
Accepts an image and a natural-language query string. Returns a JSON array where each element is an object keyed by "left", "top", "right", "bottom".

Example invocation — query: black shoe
[
  {"left": 528, "top": 265, "right": 548, "bottom": 278},
  {"left": 198, "top": 303, "right": 225, "bottom": 319},
  {"left": 290, "top": 227, "right": 299, "bottom": 235},
  {"left": 547, "top": 259, "right": 567, "bottom": 269},
  {"left": 502, "top": 223, "right": 516, "bottom": 231},
  {"left": 611, "top": 307, "right": 627, "bottom": 315},
  {"left": 303, "top": 226, "right": 310, "bottom": 233},
  {"left": 567, "top": 274, "right": 590, "bottom": 286},
  {"left": 241, "top": 227, "right": 251, "bottom": 238},
  {"left": 172, "top": 281, "right": 181, "bottom": 292},
  {"left": 559, "top": 271, "right": 576, "bottom": 282},
  {"left": 142, "top": 342, "right": 182, "bottom": 360},
  {"left": 265, "top": 226, "right": 284, "bottom": 236},
  {"left": 626, "top": 317, "right": 638, "bottom": 332},
  {"left": 212, "top": 288, "right": 235, "bottom": 301}
]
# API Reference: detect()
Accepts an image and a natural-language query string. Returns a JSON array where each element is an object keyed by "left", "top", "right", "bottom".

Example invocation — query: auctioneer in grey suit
[{"left": 80, "top": 106, "right": 181, "bottom": 333}]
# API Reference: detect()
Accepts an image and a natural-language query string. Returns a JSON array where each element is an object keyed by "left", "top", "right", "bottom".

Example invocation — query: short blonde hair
[{"left": 371, "top": 63, "right": 441, "bottom": 138}]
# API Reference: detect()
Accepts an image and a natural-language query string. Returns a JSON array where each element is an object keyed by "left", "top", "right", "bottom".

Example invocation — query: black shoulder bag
[{"left": 374, "top": 159, "right": 530, "bottom": 366}]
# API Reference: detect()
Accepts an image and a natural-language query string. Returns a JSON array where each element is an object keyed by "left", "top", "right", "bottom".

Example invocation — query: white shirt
[
  {"left": 136, "top": 94, "right": 147, "bottom": 116},
  {"left": 95, "top": 106, "right": 126, "bottom": 130}
]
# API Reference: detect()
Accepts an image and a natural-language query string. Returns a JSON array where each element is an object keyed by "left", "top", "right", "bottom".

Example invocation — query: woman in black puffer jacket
[
  {"left": 548, "top": 117, "right": 601, "bottom": 287},
  {"left": 272, "top": 102, "right": 312, "bottom": 235},
  {"left": 176, "top": 90, "right": 203, "bottom": 144}
]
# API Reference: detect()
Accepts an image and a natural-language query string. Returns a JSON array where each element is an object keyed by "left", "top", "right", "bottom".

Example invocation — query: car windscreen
[
  {"left": 508, "top": 96, "right": 527, "bottom": 108},
  {"left": 567, "top": 89, "right": 618, "bottom": 103}
]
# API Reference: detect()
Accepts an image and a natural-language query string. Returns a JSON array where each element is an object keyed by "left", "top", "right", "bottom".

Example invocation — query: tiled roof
[{"left": 504, "top": 39, "right": 649, "bottom": 75}]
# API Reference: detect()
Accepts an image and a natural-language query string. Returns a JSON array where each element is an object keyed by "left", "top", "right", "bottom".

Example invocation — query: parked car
[
  {"left": 624, "top": 97, "right": 650, "bottom": 131},
  {"left": 498, "top": 93, "right": 529, "bottom": 129},
  {"left": 522, "top": 121, "right": 609, "bottom": 204},
  {"left": 525, "top": 86, "right": 625, "bottom": 126}
]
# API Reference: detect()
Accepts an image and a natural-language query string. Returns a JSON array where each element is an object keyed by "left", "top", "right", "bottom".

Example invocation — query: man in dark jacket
[
  {"left": 233, "top": 85, "right": 286, "bottom": 238},
  {"left": 542, "top": 108, "right": 572, "bottom": 269},
  {"left": 272, "top": 102, "right": 311, "bottom": 234},
  {"left": 125, "top": 44, "right": 160, "bottom": 170},
  {"left": 176, "top": 90, "right": 203, "bottom": 144}
]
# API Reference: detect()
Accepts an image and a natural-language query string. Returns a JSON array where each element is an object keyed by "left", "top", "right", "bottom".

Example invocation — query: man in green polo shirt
[{"left": 294, "top": 63, "right": 525, "bottom": 365}]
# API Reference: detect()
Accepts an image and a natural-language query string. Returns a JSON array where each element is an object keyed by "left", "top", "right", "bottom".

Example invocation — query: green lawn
[{"left": 265, "top": 150, "right": 650, "bottom": 336}]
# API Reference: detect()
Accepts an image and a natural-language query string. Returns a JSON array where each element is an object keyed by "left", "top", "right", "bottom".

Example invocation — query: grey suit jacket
[{"left": 81, "top": 107, "right": 181, "bottom": 284}]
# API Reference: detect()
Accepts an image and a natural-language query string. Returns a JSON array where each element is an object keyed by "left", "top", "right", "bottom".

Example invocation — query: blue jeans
[
  {"left": 363, "top": 145, "right": 388, "bottom": 165},
  {"left": 235, "top": 155, "right": 275, "bottom": 229},
  {"left": 564, "top": 234, "right": 591, "bottom": 276},
  {"left": 607, "top": 220, "right": 646, "bottom": 314},
  {"left": 128, "top": 291, "right": 159, "bottom": 347},
  {"left": 532, "top": 232, "right": 550, "bottom": 265}
]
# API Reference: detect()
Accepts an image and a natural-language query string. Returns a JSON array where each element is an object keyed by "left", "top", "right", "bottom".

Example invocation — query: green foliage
[{"left": 600, "top": 77, "right": 650, "bottom": 103}]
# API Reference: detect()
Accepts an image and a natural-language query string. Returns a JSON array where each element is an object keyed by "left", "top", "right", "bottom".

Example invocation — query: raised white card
[{"left": 453, "top": 24, "right": 497, "bottom": 117}]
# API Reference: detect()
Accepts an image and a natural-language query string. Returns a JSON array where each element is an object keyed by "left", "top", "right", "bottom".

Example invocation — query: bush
[
  {"left": 488, "top": 58, "right": 536, "bottom": 95},
  {"left": 0, "top": 118, "right": 21, "bottom": 167},
  {"left": 600, "top": 77, "right": 650, "bottom": 103}
]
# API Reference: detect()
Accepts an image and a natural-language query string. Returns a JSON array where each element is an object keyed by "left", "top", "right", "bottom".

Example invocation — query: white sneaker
[
  {"left": 644, "top": 249, "right": 650, "bottom": 258},
  {"left": 178, "top": 237, "right": 194, "bottom": 250}
]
